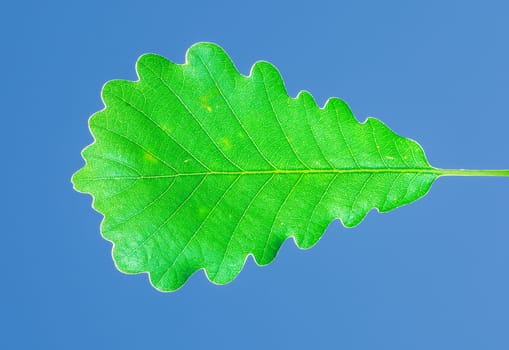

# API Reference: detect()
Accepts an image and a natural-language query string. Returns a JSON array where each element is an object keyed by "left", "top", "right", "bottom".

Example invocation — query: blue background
[{"left": 3, "top": 0, "right": 509, "bottom": 348}]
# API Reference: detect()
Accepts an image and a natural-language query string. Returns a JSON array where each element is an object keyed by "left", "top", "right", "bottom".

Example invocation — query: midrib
[{"left": 91, "top": 168, "right": 509, "bottom": 180}]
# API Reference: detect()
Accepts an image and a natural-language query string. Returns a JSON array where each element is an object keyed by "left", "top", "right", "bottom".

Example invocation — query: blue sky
[{"left": 3, "top": 1, "right": 509, "bottom": 349}]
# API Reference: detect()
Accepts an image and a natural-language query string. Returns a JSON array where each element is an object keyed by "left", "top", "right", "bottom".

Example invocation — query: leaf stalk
[{"left": 436, "top": 169, "right": 509, "bottom": 177}]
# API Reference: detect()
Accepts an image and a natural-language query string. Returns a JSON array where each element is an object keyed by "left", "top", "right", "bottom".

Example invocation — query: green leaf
[{"left": 72, "top": 42, "right": 509, "bottom": 292}]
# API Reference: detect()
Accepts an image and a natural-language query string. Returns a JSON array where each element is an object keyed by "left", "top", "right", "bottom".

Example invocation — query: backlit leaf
[{"left": 72, "top": 42, "right": 508, "bottom": 291}]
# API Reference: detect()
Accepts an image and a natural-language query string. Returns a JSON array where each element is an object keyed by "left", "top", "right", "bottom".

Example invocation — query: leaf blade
[{"left": 72, "top": 42, "right": 439, "bottom": 291}]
